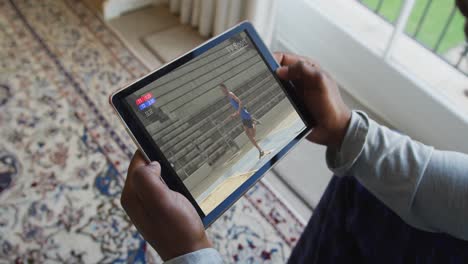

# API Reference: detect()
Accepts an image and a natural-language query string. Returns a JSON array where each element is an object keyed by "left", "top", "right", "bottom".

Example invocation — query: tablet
[{"left": 110, "top": 21, "right": 312, "bottom": 227}]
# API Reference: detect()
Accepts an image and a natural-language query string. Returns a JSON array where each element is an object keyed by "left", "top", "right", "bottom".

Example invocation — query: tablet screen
[{"left": 125, "top": 31, "right": 306, "bottom": 215}]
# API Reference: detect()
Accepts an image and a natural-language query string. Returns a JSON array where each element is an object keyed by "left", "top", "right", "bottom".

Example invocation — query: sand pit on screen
[{"left": 200, "top": 170, "right": 256, "bottom": 214}]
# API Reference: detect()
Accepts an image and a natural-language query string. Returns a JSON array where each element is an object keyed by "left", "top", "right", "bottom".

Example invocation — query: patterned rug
[{"left": 0, "top": 0, "right": 304, "bottom": 262}]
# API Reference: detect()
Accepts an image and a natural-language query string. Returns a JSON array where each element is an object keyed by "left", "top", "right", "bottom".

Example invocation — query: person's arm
[
  {"left": 327, "top": 111, "right": 468, "bottom": 240},
  {"left": 274, "top": 52, "right": 468, "bottom": 241}
]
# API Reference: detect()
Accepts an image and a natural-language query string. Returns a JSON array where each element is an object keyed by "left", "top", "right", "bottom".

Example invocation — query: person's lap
[{"left": 288, "top": 176, "right": 468, "bottom": 264}]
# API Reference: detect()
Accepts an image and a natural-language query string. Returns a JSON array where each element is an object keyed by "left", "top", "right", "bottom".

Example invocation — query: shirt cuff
[
  {"left": 326, "top": 110, "right": 369, "bottom": 176},
  {"left": 164, "top": 248, "right": 223, "bottom": 264}
]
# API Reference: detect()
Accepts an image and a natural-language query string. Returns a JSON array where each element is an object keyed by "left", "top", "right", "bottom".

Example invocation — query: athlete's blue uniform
[{"left": 229, "top": 97, "right": 253, "bottom": 128}]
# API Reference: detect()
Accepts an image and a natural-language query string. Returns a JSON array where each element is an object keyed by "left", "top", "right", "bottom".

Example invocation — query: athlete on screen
[{"left": 220, "top": 83, "right": 265, "bottom": 159}]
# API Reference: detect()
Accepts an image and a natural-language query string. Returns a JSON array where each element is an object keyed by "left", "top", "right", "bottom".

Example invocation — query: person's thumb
[{"left": 131, "top": 161, "right": 170, "bottom": 208}]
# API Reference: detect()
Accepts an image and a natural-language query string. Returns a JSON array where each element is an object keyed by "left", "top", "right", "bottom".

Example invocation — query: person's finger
[
  {"left": 276, "top": 65, "right": 289, "bottom": 79},
  {"left": 274, "top": 52, "right": 321, "bottom": 69},
  {"left": 273, "top": 52, "right": 283, "bottom": 64},
  {"left": 277, "top": 61, "right": 321, "bottom": 82},
  {"left": 274, "top": 52, "right": 303, "bottom": 67},
  {"left": 128, "top": 150, "right": 148, "bottom": 175}
]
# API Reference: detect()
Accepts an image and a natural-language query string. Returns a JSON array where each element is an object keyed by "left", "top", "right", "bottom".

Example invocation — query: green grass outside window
[{"left": 360, "top": 0, "right": 465, "bottom": 54}]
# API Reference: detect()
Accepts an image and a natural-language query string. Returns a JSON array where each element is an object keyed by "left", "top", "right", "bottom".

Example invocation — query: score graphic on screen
[
  {"left": 136, "top": 93, "right": 156, "bottom": 111},
  {"left": 135, "top": 92, "right": 156, "bottom": 117},
  {"left": 138, "top": 98, "right": 156, "bottom": 110}
]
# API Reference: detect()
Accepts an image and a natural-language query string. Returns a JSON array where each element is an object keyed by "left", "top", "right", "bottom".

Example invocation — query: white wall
[{"left": 273, "top": 0, "right": 468, "bottom": 154}]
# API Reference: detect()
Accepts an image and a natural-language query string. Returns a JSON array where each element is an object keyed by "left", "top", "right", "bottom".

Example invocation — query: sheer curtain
[{"left": 168, "top": 0, "right": 277, "bottom": 45}]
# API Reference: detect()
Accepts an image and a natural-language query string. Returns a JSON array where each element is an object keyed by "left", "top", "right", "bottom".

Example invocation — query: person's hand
[
  {"left": 274, "top": 52, "right": 351, "bottom": 149},
  {"left": 230, "top": 112, "right": 239, "bottom": 118},
  {"left": 121, "top": 151, "right": 211, "bottom": 261}
]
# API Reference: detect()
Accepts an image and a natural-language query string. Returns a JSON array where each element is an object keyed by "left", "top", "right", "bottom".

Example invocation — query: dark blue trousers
[{"left": 288, "top": 176, "right": 468, "bottom": 264}]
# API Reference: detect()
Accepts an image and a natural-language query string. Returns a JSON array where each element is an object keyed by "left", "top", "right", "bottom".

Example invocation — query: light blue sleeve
[
  {"left": 164, "top": 248, "right": 223, "bottom": 264},
  {"left": 326, "top": 111, "right": 468, "bottom": 241}
]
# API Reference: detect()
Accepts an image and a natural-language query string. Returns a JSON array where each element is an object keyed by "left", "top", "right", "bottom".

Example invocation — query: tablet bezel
[{"left": 110, "top": 21, "right": 313, "bottom": 227}]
